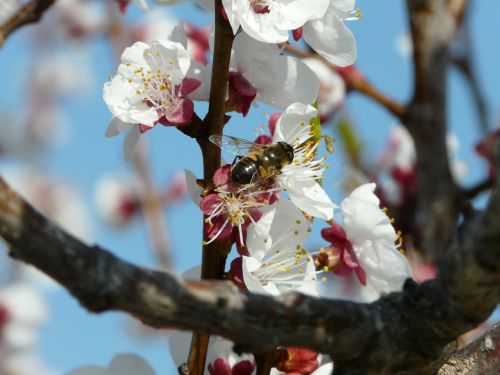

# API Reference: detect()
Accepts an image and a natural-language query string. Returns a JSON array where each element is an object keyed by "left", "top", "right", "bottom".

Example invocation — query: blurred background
[{"left": 0, "top": 0, "right": 499, "bottom": 373}]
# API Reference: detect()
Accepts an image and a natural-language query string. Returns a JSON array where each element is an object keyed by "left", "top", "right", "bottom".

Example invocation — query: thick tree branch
[
  {"left": 0, "top": 0, "right": 55, "bottom": 46},
  {"left": 404, "top": 0, "right": 468, "bottom": 259},
  {"left": 437, "top": 323, "right": 500, "bottom": 374},
  {"left": 0, "top": 176, "right": 499, "bottom": 374}
]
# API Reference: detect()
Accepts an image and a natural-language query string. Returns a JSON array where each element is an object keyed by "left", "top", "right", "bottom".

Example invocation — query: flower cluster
[
  {"left": 95, "top": 2, "right": 422, "bottom": 374},
  {"left": 197, "top": 0, "right": 359, "bottom": 66}
]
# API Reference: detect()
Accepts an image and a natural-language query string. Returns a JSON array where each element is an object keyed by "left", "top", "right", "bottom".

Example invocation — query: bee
[{"left": 209, "top": 135, "right": 294, "bottom": 185}]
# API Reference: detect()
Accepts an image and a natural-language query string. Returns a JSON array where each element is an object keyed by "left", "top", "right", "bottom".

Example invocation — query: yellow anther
[
  {"left": 323, "top": 266, "right": 329, "bottom": 272},
  {"left": 321, "top": 277, "right": 327, "bottom": 283}
]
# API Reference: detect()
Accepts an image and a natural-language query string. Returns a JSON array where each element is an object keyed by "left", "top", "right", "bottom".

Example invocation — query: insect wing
[{"left": 209, "top": 135, "right": 265, "bottom": 157}]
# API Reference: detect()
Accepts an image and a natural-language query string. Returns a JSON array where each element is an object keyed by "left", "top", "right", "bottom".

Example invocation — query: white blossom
[
  {"left": 322, "top": 183, "right": 412, "bottom": 302},
  {"left": 197, "top": 0, "right": 329, "bottom": 43},
  {"left": 0, "top": 283, "right": 48, "bottom": 351},
  {"left": 103, "top": 39, "right": 201, "bottom": 160},
  {"left": 273, "top": 103, "right": 336, "bottom": 220},
  {"left": 185, "top": 31, "right": 319, "bottom": 114},
  {"left": 243, "top": 199, "right": 317, "bottom": 296}
]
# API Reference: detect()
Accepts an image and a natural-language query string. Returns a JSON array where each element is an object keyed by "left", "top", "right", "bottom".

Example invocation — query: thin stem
[{"left": 187, "top": 1, "right": 235, "bottom": 374}]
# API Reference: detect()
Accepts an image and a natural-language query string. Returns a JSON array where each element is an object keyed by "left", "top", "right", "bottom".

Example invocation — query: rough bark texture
[
  {"left": 0, "top": 175, "right": 499, "bottom": 374},
  {"left": 438, "top": 323, "right": 500, "bottom": 375},
  {"left": 403, "top": 0, "right": 466, "bottom": 260}
]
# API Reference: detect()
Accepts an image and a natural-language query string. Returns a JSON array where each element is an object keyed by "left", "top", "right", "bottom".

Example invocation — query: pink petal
[
  {"left": 232, "top": 360, "right": 256, "bottom": 375},
  {"left": 292, "top": 27, "right": 303, "bottom": 41},
  {"left": 178, "top": 78, "right": 202, "bottom": 97},
  {"left": 342, "top": 245, "right": 360, "bottom": 269},
  {"left": 333, "top": 263, "right": 353, "bottom": 277},
  {"left": 213, "top": 165, "right": 232, "bottom": 186},
  {"left": 208, "top": 359, "right": 232, "bottom": 375},
  {"left": 200, "top": 194, "right": 222, "bottom": 214},
  {"left": 268, "top": 112, "right": 281, "bottom": 135},
  {"left": 321, "top": 222, "right": 347, "bottom": 243},
  {"left": 254, "top": 134, "right": 272, "bottom": 145},
  {"left": 231, "top": 72, "right": 257, "bottom": 96},
  {"left": 164, "top": 98, "right": 195, "bottom": 125},
  {"left": 355, "top": 266, "right": 367, "bottom": 286}
]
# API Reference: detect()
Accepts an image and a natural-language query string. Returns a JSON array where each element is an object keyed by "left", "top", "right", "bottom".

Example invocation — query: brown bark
[
  {"left": 0, "top": 0, "right": 55, "bottom": 46},
  {"left": 0, "top": 174, "right": 499, "bottom": 374},
  {"left": 404, "top": 0, "right": 467, "bottom": 259}
]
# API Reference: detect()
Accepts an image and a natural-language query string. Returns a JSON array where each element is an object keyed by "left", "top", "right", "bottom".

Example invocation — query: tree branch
[
  {"left": 0, "top": 175, "right": 499, "bottom": 374},
  {"left": 187, "top": 1, "right": 235, "bottom": 373},
  {"left": 0, "top": 0, "right": 55, "bottom": 46},
  {"left": 437, "top": 322, "right": 500, "bottom": 375},
  {"left": 404, "top": 0, "right": 468, "bottom": 259}
]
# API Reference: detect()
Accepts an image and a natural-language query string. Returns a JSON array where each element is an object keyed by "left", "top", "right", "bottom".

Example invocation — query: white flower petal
[
  {"left": 340, "top": 183, "right": 412, "bottom": 297},
  {"left": 168, "top": 22, "right": 188, "bottom": 49},
  {"left": 246, "top": 199, "right": 309, "bottom": 260},
  {"left": 105, "top": 117, "right": 133, "bottom": 138},
  {"left": 273, "top": 103, "right": 318, "bottom": 144},
  {"left": 281, "top": 176, "right": 335, "bottom": 220},
  {"left": 303, "top": 6, "right": 356, "bottom": 66},
  {"left": 242, "top": 256, "right": 281, "bottom": 296},
  {"left": 123, "top": 126, "right": 141, "bottom": 161},
  {"left": 222, "top": 0, "right": 240, "bottom": 35},
  {"left": 312, "top": 363, "right": 334, "bottom": 375},
  {"left": 341, "top": 183, "right": 396, "bottom": 246},
  {"left": 103, "top": 76, "right": 158, "bottom": 126},
  {"left": 184, "top": 170, "right": 203, "bottom": 206},
  {"left": 272, "top": 0, "right": 328, "bottom": 30},
  {"left": 247, "top": 55, "right": 319, "bottom": 109}
]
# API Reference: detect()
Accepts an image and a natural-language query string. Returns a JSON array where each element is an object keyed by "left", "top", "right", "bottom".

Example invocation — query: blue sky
[{"left": 0, "top": 0, "right": 499, "bottom": 373}]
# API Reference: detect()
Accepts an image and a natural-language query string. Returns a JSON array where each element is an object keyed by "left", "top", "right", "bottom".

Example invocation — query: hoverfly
[{"left": 209, "top": 135, "right": 294, "bottom": 185}]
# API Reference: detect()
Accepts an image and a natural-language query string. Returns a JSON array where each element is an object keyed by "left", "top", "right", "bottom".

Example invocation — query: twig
[
  {"left": 132, "top": 145, "right": 173, "bottom": 270},
  {"left": 0, "top": 0, "right": 55, "bottom": 46},
  {"left": 282, "top": 44, "right": 406, "bottom": 119},
  {"left": 0, "top": 176, "right": 499, "bottom": 374},
  {"left": 452, "top": 18, "right": 489, "bottom": 135},
  {"left": 186, "top": 1, "right": 235, "bottom": 374},
  {"left": 462, "top": 178, "right": 494, "bottom": 200}
]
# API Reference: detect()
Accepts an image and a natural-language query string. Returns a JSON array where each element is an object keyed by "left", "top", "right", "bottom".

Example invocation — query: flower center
[
  {"left": 253, "top": 247, "right": 315, "bottom": 287},
  {"left": 128, "top": 52, "right": 180, "bottom": 118}
]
